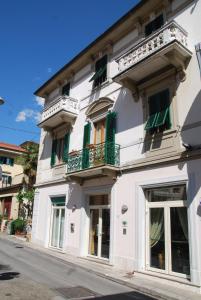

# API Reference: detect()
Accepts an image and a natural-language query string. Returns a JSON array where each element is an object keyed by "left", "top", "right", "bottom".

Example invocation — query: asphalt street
[{"left": 0, "top": 237, "right": 157, "bottom": 300}]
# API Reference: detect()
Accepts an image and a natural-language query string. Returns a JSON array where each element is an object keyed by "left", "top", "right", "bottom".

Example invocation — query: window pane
[
  {"left": 145, "top": 14, "right": 164, "bottom": 37},
  {"left": 62, "top": 83, "right": 70, "bottom": 96},
  {"left": 101, "top": 209, "right": 110, "bottom": 259},
  {"left": 89, "top": 209, "right": 99, "bottom": 256},
  {"left": 59, "top": 209, "right": 65, "bottom": 248},
  {"left": 147, "top": 185, "right": 186, "bottom": 202},
  {"left": 171, "top": 207, "right": 190, "bottom": 275},
  {"left": 150, "top": 207, "right": 165, "bottom": 270},
  {"left": 51, "top": 209, "right": 60, "bottom": 247}
]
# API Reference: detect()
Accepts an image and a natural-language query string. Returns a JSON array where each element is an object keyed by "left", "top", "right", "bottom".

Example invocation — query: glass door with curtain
[
  {"left": 50, "top": 198, "right": 66, "bottom": 249},
  {"left": 146, "top": 185, "right": 190, "bottom": 278},
  {"left": 88, "top": 195, "right": 110, "bottom": 260}
]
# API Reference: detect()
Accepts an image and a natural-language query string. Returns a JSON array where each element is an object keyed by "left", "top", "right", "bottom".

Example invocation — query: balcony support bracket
[
  {"left": 165, "top": 51, "right": 187, "bottom": 82},
  {"left": 101, "top": 168, "right": 118, "bottom": 180},
  {"left": 65, "top": 175, "right": 84, "bottom": 186},
  {"left": 120, "top": 78, "right": 139, "bottom": 102}
]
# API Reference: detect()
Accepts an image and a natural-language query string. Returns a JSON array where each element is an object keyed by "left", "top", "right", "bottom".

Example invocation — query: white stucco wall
[{"left": 33, "top": 0, "right": 201, "bottom": 288}]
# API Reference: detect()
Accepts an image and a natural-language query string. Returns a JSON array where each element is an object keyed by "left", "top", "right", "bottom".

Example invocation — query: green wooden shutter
[
  {"left": 51, "top": 139, "right": 57, "bottom": 167},
  {"left": 89, "top": 55, "right": 107, "bottom": 86},
  {"left": 82, "top": 123, "right": 91, "bottom": 169},
  {"left": 105, "top": 112, "right": 117, "bottom": 165},
  {"left": 106, "top": 112, "right": 116, "bottom": 143},
  {"left": 63, "top": 133, "right": 70, "bottom": 163},
  {"left": 147, "top": 89, "right": 171, "bottom": 131},
  {"left": 159, "top": 89, "right": 171, "bottom": 129},
  {"left": 83, "top": 123, "right": 91, "bottom": 148}
]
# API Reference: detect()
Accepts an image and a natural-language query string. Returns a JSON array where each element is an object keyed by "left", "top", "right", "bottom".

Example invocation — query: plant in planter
[
  {"left": 12, "top": 219, "right": 26, "bottom": 235},
  {"left": 69, "top": 150, "right": 79, "bottom": 156},
  {"left": 86, "top": 144, "right": 94, "bottom": 149}
]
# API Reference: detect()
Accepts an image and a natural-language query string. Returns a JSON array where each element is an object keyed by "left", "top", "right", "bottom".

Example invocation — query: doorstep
[{"left": 80, "top": 256, "right": 113, "bottom": 266}]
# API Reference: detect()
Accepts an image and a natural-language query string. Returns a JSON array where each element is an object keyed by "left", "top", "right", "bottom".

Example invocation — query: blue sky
[{"left": 0, "top": 0, "right": 138, "bottom": 146}]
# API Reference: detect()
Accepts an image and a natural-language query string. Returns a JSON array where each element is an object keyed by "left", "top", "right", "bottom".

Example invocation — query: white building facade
[{"left": 32, "top": 0, "right": 201, "bottom": 290}]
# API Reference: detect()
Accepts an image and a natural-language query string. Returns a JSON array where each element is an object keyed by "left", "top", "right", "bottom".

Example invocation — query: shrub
[{"left": 12, "top": 219, "right": 26, "bottom": 234}]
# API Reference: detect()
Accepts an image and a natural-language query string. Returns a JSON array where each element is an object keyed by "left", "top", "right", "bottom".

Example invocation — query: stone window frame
[{"left": 140, "top": 70, "right": 180, "bottom": 154}]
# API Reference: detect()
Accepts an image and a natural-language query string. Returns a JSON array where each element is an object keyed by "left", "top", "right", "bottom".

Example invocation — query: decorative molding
[
  {"left": 120, "top": 78, "right": 139, "bottom": 101},
  {"left": 85, "top": 97, "right": 114, "bottom": 118},
  {"left": 40, "top": 95, "right": 79, "bottom": 124},
  {"left": 116, "top": 21, "right": 189, "bottom": 73}
]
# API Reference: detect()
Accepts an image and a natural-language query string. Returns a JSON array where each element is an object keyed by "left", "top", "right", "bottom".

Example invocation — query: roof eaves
[{"left": 34, "top": 0, "right": 147, "bottom": 96}]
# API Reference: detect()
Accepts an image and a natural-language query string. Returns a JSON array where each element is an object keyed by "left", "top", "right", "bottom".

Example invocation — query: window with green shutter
[
  {"left": 51, "top": 132, "right": 71, "bottom": 167},
  {"left": 145, "top": 14, "right": 164, "bottom": 37},
  {"left": 82, "top": 123, "right": 91, "bottom": 169},
  {"left": 8, "top": 176, "right": 12, "bottom": 185},
  {"left": 62, "top": 83, "right": 70, "bottom": 96},
  {"left": 9, "top": 158, "right": 14, "bottom": 166},
  {"left": 63, "top": 133, "right": 70, "bottom": 163},
  {"left": 51, "top": 139, "right": 57, "bottom": 167},
  {"left": 0, "top": 156, "right": 14, "bottom": 166},
  {"left": 89, "top": 55, "right": 107, "bottom": 88},
  {"left": 145, "top": 89, "right": 171, "bottom": 132},
  {"left": 105, "top": 112, "right": 117, "bottom": 165}
]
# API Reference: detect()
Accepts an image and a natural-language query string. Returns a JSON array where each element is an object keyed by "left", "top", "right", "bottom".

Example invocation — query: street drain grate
[
  {"left": 15, "top": 244, "right": 24, "bottom": 249},
  {"left": 55, "top": 286, "right": 98, "bottom": 299}
]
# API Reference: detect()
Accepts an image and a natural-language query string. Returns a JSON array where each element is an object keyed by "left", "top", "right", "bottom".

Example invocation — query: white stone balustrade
[
  {"left": 41, "top": 95, "right": 79, "bottom": 122},
  {"left": 117, "top": 21, "right": 188, "bottom": 72}
]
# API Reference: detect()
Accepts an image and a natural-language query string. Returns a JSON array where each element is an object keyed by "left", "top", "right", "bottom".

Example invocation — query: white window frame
[
  {"left": 49, "top": 203, "right": 66, "bottom": 250},
  {"left": 145, "top": 185, "right": 189, "bottom": 279}
]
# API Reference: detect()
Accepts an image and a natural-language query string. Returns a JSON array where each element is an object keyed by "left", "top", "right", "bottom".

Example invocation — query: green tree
[
  {"left": 19, "top": 143, "right": 39, "bottom": 187},
  {"left": 16, "top": 142, "right": 39, "bottom": 219}
]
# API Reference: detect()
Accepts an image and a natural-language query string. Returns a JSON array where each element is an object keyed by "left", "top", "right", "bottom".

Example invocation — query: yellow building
[{"left": 0, "top": 142, "right": 27, "bottom": 223}]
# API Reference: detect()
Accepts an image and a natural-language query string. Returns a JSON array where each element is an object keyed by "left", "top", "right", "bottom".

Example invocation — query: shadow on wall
[
  {"left": 113, "top": 88, "right": 143, "bottom": 134},
  {"left": 180, "top": 89, "right": 201, "bottom": 146},
  {"left": 88, "top": 87, "right": 101, "bottom": 105},
  {"left": 66, "top": 183, "right": 83, "bottom": 210},
  {"left": 179, "top": 89, "right": 201, "bottom": 216},
  {"left": 39, "top": 132, "right": 52, "bottom": 161}
]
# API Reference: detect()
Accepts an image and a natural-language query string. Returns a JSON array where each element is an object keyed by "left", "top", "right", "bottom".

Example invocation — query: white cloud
[
  {"left": 35, "top": 96, "right": 45, "bottom": 107},
  {"left": 47, "top": 67, "right": 52, "bottom": 73},
  {"left": 34, "top": 112, "right": 42, "bottom": 123},
  {"left": 16, "top": 111, "right": 27, "bottom": 122},
  {"left": 16, "top": 109, "right": 41, "bottom": 123}
]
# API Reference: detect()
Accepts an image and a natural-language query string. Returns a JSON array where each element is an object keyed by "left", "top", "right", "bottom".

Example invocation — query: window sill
[
  {"left": 92, "top": 79, "right": 111, "bottom": 92},
  {"left": 145, "top": 128, "right": 176, "bottom": 137}
]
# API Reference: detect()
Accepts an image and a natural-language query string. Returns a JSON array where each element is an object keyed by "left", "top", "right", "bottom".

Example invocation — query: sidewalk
[{"left": 1, "top": 233, "right": 200, "bottom": 300}]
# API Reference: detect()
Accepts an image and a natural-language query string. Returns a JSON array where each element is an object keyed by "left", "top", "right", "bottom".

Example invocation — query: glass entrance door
[
  {"left": 51, "top": 206, "right": 65, "bottom": 249},
  {"left": 89, "top": 208, "right": 110, "bottom": 259},
  {"left": 147, "top": 185, "right": 190, "bottom": 277}
]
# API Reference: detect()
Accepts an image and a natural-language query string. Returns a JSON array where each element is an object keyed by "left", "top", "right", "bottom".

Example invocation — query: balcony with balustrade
[
  {"left": 113, "top": 21, "right": 192, "bottom": 92},
  {"left": 66, "top": 142, "right": 120, "bottom": 184},
  {"left": 38, "top": 95, "right": 79, "bottom": 130}
]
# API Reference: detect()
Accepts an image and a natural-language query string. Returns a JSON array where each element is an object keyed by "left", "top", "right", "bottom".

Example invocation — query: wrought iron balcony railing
[
  {"left": 116, "top": 21, "right": 188, "bottom": 72},
  {"left": 67, "top": 142, "right": 120, "bottom": 173}
]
